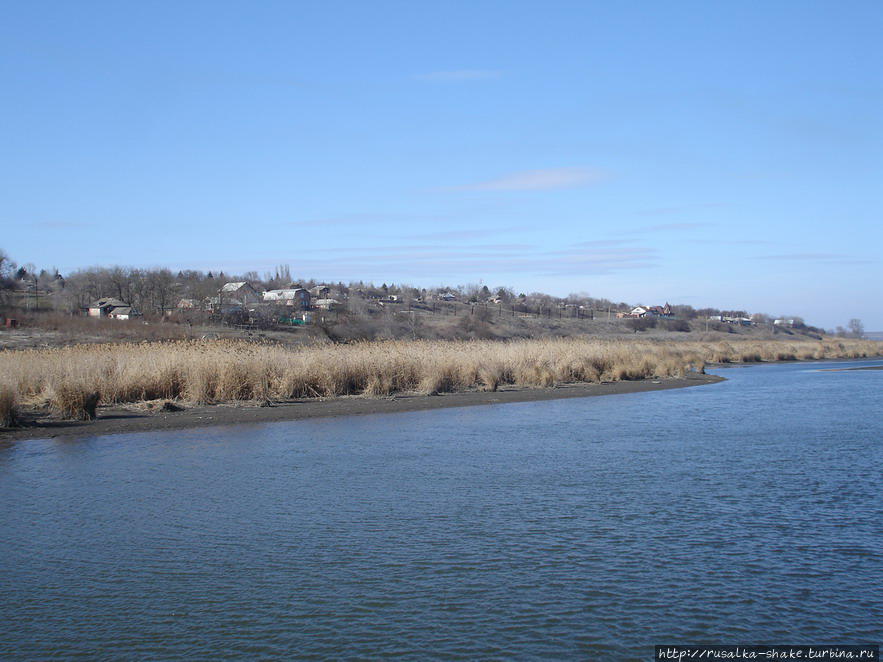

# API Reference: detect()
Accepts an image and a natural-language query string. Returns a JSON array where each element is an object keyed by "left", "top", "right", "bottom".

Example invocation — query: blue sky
[{"left": 2, "top": 1, "right": 881, "bottom": 328}]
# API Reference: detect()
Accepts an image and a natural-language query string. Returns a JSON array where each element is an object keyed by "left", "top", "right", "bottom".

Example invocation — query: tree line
[{"left": 0, "top": 249, "right": 865, "bottom": 337}]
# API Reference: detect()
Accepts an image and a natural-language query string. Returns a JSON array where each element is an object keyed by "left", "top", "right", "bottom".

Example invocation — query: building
[
  {"left": 624, "top": 303, "right": 672, "bottom": 318},
  {"left": 313, "top": 298, "right": 340, "bottom": 310},
  {"left": 263, "top": 288, "right": 311, "bottom": 310},
  {"left": 647, "top": 303, "right": 673, "bottom": 318},
  {"left": 310, "top": 285, "right": 331, "bottom": 298},
  {"left": 205, "top": 296, "right": 245, "bottom": 314},
  {"left": 107, "top": 306, "right": 137, "bottom": 320},
  {"left": 219, "top": 282, "right": 262, "bottom": 305},
  {"left": 88, "top": 297, "right": 139, "bottom": 319}
]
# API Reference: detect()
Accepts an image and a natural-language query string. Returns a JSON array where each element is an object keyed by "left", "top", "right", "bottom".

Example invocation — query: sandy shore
[{"left": 1, "top": 373, "right": 723, "bottom": 441}]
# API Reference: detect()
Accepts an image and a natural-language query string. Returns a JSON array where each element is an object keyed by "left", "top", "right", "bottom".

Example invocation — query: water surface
[{"left": 1, "top": 360, "right": 881, "bottom": 659}]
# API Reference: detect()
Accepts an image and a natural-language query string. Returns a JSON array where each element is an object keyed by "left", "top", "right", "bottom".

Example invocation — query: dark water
[{"left": 1, "top": 360, "right": 881, "bottom": 660}]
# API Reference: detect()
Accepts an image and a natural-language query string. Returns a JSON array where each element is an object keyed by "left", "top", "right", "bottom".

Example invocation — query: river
[{"left": 1, "top": 360, "right": 881, "bottom": 659}]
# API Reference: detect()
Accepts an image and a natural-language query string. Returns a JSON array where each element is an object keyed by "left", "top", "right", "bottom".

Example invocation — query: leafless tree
[{"left": 847, "top": 318, "right": 865, "bottom": 338}]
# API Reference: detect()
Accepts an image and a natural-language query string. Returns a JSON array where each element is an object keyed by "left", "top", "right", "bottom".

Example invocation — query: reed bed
[{"left": 0, "top": 338, "right": 880, "bottom": 415}]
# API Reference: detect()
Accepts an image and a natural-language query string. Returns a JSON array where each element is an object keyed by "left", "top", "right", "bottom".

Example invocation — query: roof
[
  {"left": 264, "top": 288, "right": 307, "bottom": 299},
  {"left": 108, "top": 307, "right": 133, "bottom": 316},
  {"left": 221, "top": 282, "right": 257, "bottom": 292},
  {"left": 314, "top": 298, "right": 340, "bottom": 305},
  {"left": 90, "top": 297, "right": 129, "bottom": 308}
]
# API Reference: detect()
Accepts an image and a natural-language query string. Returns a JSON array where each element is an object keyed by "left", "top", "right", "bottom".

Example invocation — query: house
[
  {"left": 310, "top": 285, "right": 331, "bottom": 298},
  {"left": 774, "top": 319, "right": 796, "bottom": 327},
  {"left": 263, "top": 288, "right": 311, "bottom": 310},
  {"left": 177, "top": 298, "right": 198, "bottom": 309},
  {"left": 220, "top": 282, "right": 262, "bottom": 305},
  {"left": 647, "top": 303, "right": 673, "bottom": 318},
  {"left": 205, "top": 296, "right": 245, "bottom": 314},
  {"left": 436, "top": 291, "right": 458, "bottom": 302},
  {"left": 313, "top": 298, "right": 340, "bottom": 310},
  {"left": 107, "top": 306, "right": 137, "bottom": 320},
  {"left": 88, "top": 297, "right": 139, "bottom": 319},
  {"left": 625, "top": 303, "right": 672, "bottom": 318}
]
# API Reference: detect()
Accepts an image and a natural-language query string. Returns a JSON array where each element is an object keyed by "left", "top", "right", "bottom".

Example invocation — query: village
[{"left": 0, "top": 253, "right": 834, "bottom": 344}]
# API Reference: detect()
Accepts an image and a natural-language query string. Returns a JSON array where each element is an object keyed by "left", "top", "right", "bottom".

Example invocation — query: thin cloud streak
[
  {"left": 754, "top": 252, "right": 872, "bottom": 264},
  {"left": 408, "top": 226, "right": 533, "bottom": 240},
  {"left": 201, "top": 243, "right": 659, "bottom": 280},
  {"left": 32, "top": 221, "right": 93, "bottom": 229},
  {"left": 636, "top": 203, "right": 728, "bottom": 216},
  {"left": 415, "top": 70, "right": 502, "bottom": 81},
  {"left": 620, "top": 222, "right": 712, "bottom": 235},
  {"left": 690, "top": 238, "right": 773, "bottom": 246},
  {"left": 288, "top": 212, "right": 448, "bottom": 228},
  {"left": 445, "top": 167, "right": 605, "bottom": 192}
]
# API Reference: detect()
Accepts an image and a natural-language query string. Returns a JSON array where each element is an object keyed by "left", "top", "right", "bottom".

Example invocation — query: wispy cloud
[
  {"left": 447, "top": 167, "right": 604, "bottom": 192},
  {"left": 415, "top": 70, "right": 502, "bottom": 81},
  {"left": 689, "top": 238, "right": 773, "bottom": 246},
  {"left": 288, "top": 212, "right": 447, "bottom": 227},
  {"left": 202, "top": 242, "right": 658, "bottom": 280},
  {"left": 408, "top": 226, "right": 533, "bottom": 241},
  {"left": 33, "top": 221, "right": 93, "bottom": 229},
  {"left": 621, "top": 222, "right": 712, "bottom": 235},
  {"left": 636, "top": 203, "right": 728, "bottom": 216},
  {"left": 754, "top": 252, "right": 872, "bottom": 264},
  {"left": 571, "top": 239, "right": 635, "bottom": 248}
]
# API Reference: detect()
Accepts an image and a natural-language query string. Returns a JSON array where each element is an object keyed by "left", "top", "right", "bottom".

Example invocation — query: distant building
[
  {"left": 774, "top": 319, "right": 796, "bottom": 327},
  {"left": 436, "top": 292, "right": 458, "bottom": 302},
  {"left": 220, "top": 282, "right": 262, "bottom": 305},
  {"left": 313, "top": 298, "right": 340, "bottom": 310},
  {"left": 624, "top": 303, "right": 672, "bottom": 318},
  {"left": 647, "top": 303, "right": 673, "bottom": 318},
  {"left": 205, "top": 296, "right": 245, "bottom": 314},
  {"left": 310, "top": 285, "right": 331, "bottom": 298},
  {"left": 88, "top": 297, "right": 140, "bottom": 320},
  {"left": 107, "top": 306, "right": 136, "bottom": 320},
  {"left": 263, "top": 288, "right": 311, "bottom": 310}
]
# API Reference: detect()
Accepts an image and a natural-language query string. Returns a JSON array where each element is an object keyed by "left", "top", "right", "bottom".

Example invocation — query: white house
[
  {"left": 263, "top": 288, "right": 311, "bottom": 310},
  {"left": 88, "top": 297, "right": 140, "bottom": 319}
]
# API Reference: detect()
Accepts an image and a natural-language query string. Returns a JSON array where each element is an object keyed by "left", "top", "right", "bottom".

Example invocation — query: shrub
[
  {"left": 627, "top": 317, "right": 657, "bottom": 332},
  {"left": 662, "top": 319, "right": 691, "bottom": 332},
  {"left": 0, "top": 385, "right": 18, "bottom": 428},
  {"left": 52, "top": 384, "right": 100, "bottom": 420}
]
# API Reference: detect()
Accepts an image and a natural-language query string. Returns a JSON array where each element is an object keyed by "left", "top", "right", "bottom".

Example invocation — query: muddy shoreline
[{"left": 1, "top": 373, "right": 723, "bottom": 441}]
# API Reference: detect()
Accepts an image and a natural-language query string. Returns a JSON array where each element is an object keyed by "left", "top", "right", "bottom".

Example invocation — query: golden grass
[{"left": 0, "top": 337, "right": 880, "bottom": 412}]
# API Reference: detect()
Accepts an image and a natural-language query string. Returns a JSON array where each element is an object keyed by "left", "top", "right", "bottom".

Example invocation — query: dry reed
[
  {"left": 0, "top": 337, "right": 879, "bottom": 411},
  {"left": 0, "top": 384, "right": 18, "bottom": 428}
]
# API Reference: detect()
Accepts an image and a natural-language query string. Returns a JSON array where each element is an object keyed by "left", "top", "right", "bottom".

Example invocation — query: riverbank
[
  {"left": 2, "top": 337, "right": 880, "bottom": 440},
  {"left": 0, "top": 373, "right": 723, "bottom": 441}
]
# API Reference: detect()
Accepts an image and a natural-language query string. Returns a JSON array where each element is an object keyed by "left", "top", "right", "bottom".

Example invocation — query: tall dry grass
[
  {"left": 0, "top": 384, "right": 18, "bottom": 428},
  {"left": 0, "top": 337, "right": 880, "bottom": 413}
]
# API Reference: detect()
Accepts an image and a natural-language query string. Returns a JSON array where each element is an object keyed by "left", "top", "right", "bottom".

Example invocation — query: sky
[{"left": 1, "top": 1, "right": 881, "bottom": 329}]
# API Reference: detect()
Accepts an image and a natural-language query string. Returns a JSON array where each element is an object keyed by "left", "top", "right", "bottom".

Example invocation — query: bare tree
[{"left": 847, "top": 318, "right": 865, "bottom": 338}]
